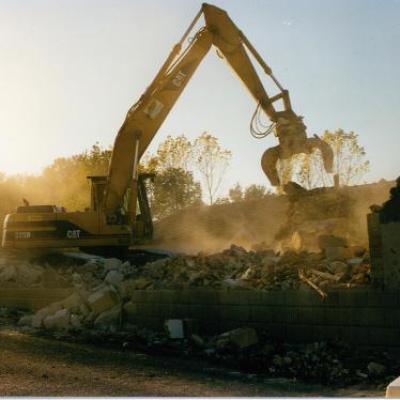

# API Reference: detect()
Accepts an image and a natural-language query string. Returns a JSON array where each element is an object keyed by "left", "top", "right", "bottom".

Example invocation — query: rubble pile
[
  {"left": 11, "top": 239, "right": 370, "bottom": 334},
  {"left": 207, "top": 332, "right": 397, "bottom": 385},
  {"left": 122, "top": 242, "right": 370, "bottom": 292},
  {"left": 276, "top": 183, "right": 358, "bottom": 251}
]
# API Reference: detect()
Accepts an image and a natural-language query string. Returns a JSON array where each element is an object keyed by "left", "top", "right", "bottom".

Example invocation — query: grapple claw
[
  {"left": 305, "top": 136, "right": 334, "bottom": 173},
  {"left": 261, "top": 145, "right": 280, "bottom": 186},
  {"left": 260, "top": 112, "right": 334, "bottom": 186}
]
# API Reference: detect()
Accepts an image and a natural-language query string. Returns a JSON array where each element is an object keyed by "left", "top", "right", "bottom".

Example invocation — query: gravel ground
[{"left": 0, "top": 327, "right": 385, "bottom": 397}]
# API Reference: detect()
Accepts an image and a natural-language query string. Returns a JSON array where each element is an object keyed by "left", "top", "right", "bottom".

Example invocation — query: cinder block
[
  {"left": 185, "top": 305, "right": 206, "bottom": 319},
  {"left": 281, "top": 290, "right": 300, "bottom": 306},
  {"left": 313, "top": 325, "right": 326, "bottom": 341},
  {"left": 270, "top": 306, "right": 289, "bottom": 324},
  {"left": 136, "top": 302, "right": 160, "bottom": 317},
  {"left": 297, "top": 306, "right": 324, "bottom": 325},
  {"left": 142, "top": 290, "right": 161, "bottom": 303},
  {"left": 381, "top": 223, "right": 400, "bottom": 290},
  {"left": 201, "top": 305, "right": 221, "bottom": 321},
  {"left": 295, "top": 291, "right": 324, "bottom": 306},
  {"left": 218, "top": 290, "right": 260, "bottom": 306},
  {"left": 158, "top": 290, "right": 179, "bottom": 304},
  {"left": 367, "top": 309, "right": 386, "bottom": 327},
  {"left": 338, "top": 290, "right": 368, "bottom": 307},
  {"left": 250, "top": 305, "right": 275, "bottom": 323},
  {"left": 169, "top": 304, "right": 191, "bottom": 319},
  {"left": 344, "top": 326, "right": 370, "bottom": 345},
  {"left": 201, "top": 319, "right": 221, "bottom": 335},
  {"left": 219, "top": 305, "right": 250, "bottom": 322},
  {"left": 286, "top": 324, "right": 315, "bottom": 343},
  {"left": 368, "top": 327, "right": 400, "bottom": 347},
  {"left": 368, "top": 290, "right": 398, "bottom": 308},
  {"left": 240, "top": 290, "right": 262, "bottom": 305},
  {"left": 140, "top": 316, "right": 163, "bottom": 330},
  {"left": 324, "top": 307, "right": 349, "bottom": 326},
  {"left": 384, "top": 309, "right": 400, "bottom": 328},
  {"left": 351, "top": 307, "right": 371, "bottom": 326},
  {"left": 130, "top": 289, "right": 148, "bottom": 303},
  {"left": 318, "top": 325, "right": 346, "bottom": 340},
  {"left": 180, "top": 289, "right": 218, "bottom": 305},
  {"left": 283, "top": 306, "right": 299, "bottom": 324},
  {"left": 266, "top": 323, "right": 286, "bottom": 339},
  {"left": 259, "top": 291, "right": 286, "bottom": 306},
  {"left": 218, "top": 290, "right": 243, "bottom": 305},
  {"left": 157, "top": 303, "right": 175, "bottom": 318},
  {"left": 219, "top": 319, "right": 244, "bottom": 332},
  {"left": 323, "top": 290, "right": 340, "bottom": 307}
]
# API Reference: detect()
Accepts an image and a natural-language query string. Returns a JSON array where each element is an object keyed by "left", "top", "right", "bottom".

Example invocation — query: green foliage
[
  {"left": 243, "top": 184, "right": 269, "bottom": 201},
  {"left": 0, "top": 144, "right": 112, "bottom": 216},
  {"left": 148, "top": 167, "right": 201, "bottom": 220},
  {"left": 228, "top": 183, "right": 270, "bottom": 203},
  {"left": 147, "top": 135, "right": 192, "bottom": 172},
  {"left": 0, "top": 132, "right": 231, "bottom": 222},
  {"left": 229, "top": 183, "right": 243, "bottom": 202}
]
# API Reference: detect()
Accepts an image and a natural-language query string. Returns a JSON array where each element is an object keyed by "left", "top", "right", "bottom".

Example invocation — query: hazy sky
[{"left": 1, "top": 0, "right": 399, "bottom": 195}]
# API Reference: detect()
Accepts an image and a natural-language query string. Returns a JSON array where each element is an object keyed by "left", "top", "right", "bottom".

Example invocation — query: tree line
[{"left": 0, "top": 129, "right": 369, "bottom": 221}]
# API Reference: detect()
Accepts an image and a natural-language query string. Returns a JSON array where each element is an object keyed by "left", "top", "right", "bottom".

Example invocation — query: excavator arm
[{"left": 104, "top": 3, "right": 333, "bottom": 217}]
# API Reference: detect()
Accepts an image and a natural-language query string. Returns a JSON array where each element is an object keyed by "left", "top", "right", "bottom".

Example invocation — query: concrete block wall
[
  {"left": 127, "top": 288, "right": 400, "bottom": 347},
  {"left": 0, "top": 288, "right": 73, "bottom": 311}
]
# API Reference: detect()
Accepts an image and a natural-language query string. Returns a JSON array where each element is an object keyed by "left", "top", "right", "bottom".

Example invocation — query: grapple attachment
[{"left": 261, "top": 111, "right": 333, "bottom": 186}]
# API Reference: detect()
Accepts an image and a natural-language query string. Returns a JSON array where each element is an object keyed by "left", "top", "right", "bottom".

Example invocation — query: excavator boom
[
  {"left": 105, "top": 3, "right": 333, "bottom": 216},
  {"left": 2, "top": 3, "right": 333, "bottom": 252}
]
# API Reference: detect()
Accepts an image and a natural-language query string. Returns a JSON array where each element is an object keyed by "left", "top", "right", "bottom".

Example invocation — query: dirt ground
[{"left": 0, "top": 328, "right": 384, "bottom": 397}]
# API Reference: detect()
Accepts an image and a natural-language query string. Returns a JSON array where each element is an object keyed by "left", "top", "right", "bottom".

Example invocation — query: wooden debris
[{"left": 298, "top": 269, "right": 327, "bottom": 299}]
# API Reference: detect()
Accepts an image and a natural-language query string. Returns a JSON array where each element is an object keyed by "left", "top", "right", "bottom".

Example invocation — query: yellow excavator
[{"left": 2, "top": 3, "right": 333, "bottom": 254}]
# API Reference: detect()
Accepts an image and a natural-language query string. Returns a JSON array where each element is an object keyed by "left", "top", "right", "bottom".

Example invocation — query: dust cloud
[{"left": 153, "top": 180, "right": 394, "bottom": 254}]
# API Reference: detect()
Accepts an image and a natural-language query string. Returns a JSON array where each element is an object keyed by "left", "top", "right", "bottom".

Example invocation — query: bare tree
[
  {"left": 193, "top": 132, "right": 231, "bottom": 204},
  {"left": 289, "top": 129, "right": 370, "bottom": 189}
]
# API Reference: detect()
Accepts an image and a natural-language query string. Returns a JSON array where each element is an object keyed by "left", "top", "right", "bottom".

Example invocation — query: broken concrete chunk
[
  {"left": 349, "top": 246, "right": 366, "bottom": 257},
  {"left": 227, "top": 244, "right": 248, "bottom": 257},
  {"left": 88, "top": 287, "right": 120, "bottom": 314},
  {"left": 328, "top": 261, "right": 349, "bottom": 274},
  {"left": 217, "top": 327, "right": 258, "bottom": 349},
  {"left": 325, "top": 246, "right": 352, "bottom": 261},
  {"left": 318, "top": 234, "right": 348, "bottom": 250},
  {"left": 367, "top": 361, "right": 386, "bottom": 376},
  {"left": 43, "top": 309, "right": 70, "bottom": 330},
  {"left": 122, "top": 301, "right": 137, "bottom": 323},
  {"left": 164, "top": 319, "right": 184, "bottom": 339},
  {"left": 60, "top": 292, "right": 82, "bottom": 312},
  {"left": 94, "top": 305, "right": 121, "bottom": 331},
  {"left": 190, "top": 334, "right": 205, "bottom": 348},
  {"left": 70, "top": 314, "right": 82, "bottom": 329},
  {"left": 103, "top": 258, "right": 122, "bottom": 271},
  {"left": 18, "top": 314, "right": 33, "bottom": 327},
  {"left": 0, "top": 265, "right": 18, "bottom": 282},
  {"left": 347, "top": 258, "right": 363, "bottom": 266},
  {"left": 104, "top": 270, "right": 123, "bottom": 288}
]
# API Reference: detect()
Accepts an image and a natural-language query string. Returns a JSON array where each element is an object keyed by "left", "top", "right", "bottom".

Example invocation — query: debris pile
[
  {"left": 206, "top": 333, "right": 397, "bottom": 385},
  {"left": 10, "top": 239, "right": 370, "bottom": 334},
  {"left": 122, "top": 242, "right": 369, "bottom": 292},
  {"left": 276, "top": 182, "right": 357, "bottom": 251}
]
